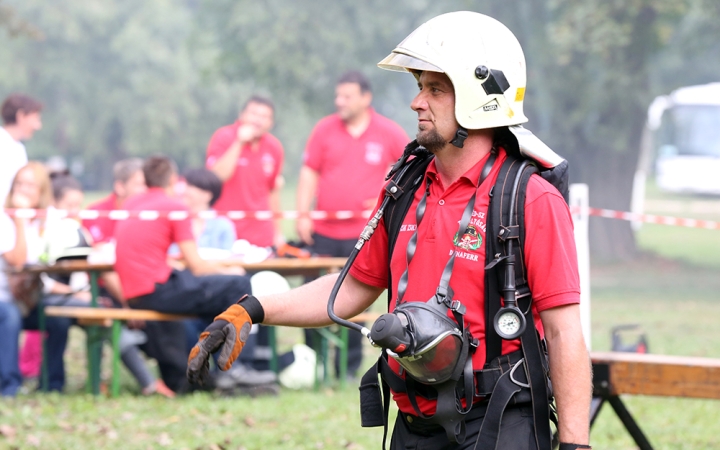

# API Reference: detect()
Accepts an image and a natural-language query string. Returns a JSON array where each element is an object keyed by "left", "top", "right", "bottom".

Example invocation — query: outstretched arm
[
  {"left": 187, "top": 272, "right": 383, "bottom": 383},
  {"left": 260, "top": 272, "right": 383, "bottom": 327}
]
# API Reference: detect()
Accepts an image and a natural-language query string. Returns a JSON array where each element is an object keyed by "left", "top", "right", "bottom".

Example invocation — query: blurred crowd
[{"left": 0, "top": 70, "right": 409, "bottom": 398}]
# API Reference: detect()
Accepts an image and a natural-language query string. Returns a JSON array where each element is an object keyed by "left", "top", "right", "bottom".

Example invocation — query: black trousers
[
  {"left": 131, "top": 270, "right": 252, "bottom": 391},
  {"left": 303, "top": 233, "right": 364, "bottom": 378},
  {"left": 390, "top": 404, "right": 538, "bottom": 450},
  {"left": 131, "top": 270, "right": 251, "bottom": 319}
]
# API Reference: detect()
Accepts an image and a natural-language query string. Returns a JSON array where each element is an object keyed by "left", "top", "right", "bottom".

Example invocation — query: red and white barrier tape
[
  {"left": 570, "top": 206, "right": 720, "bottom": 230},
  {"left": 3, "top": 207, "right": 719, "bottom": 230},
  {"left": 3, "top": 208, "right": 372, "bottom": 221}
]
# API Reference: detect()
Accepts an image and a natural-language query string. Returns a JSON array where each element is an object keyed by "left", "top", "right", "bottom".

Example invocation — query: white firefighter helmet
[{"left": 378, "top": 11, "right": 528, "bottom": 130}]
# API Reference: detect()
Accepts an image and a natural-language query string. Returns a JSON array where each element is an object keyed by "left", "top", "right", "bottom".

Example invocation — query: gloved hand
[{"left": 187, "top": 294, "right": 265, "bottom": 385}]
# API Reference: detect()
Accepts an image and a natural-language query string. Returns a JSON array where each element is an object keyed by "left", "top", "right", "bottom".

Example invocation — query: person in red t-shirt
[
  {"left": 189, "top": 12, "right": 591, "bottom": 450},
  {"left": 297, "top": 71, "right": 409, "bottom": 245},
  {"left": 83, "top": 158, "right": 147, "bottom": 244},
  {"left": 205, "top": 96, "right": 284, "bottom": 249},
  {"left": 296, "top": 70, "right": 409, "bottom": 379},
  {"left": 115, "top": 156, "right": 272, "bottom": 391}
]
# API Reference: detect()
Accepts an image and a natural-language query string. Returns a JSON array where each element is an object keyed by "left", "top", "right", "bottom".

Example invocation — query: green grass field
[{"left": 2, "top": 184, "right": 720, "bottom": 449}]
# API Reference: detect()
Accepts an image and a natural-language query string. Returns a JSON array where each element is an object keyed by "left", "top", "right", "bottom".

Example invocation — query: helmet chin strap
[{"left": 449, "top": 126, "right": 468, "bottom": 148}]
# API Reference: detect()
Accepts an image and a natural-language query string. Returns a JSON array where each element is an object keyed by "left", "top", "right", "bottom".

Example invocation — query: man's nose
[{"left": 411, "top": 92, "right": 428, "bottom": 112}]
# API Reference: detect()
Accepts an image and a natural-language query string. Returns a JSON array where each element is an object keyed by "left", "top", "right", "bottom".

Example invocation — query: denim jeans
[
  {"left": 24, "top": 301, "right": 72, "bottom": 393},
  {"left": 0, "top": 299, "right": 72, "bottom": 396},
  {"left": 0, "top": 301, "right": 22, "bottom": 396}
]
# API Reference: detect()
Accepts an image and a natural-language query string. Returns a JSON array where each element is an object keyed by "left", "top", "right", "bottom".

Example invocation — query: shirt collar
[{"left": 425, "top": 147, "right": 504, "bottom": 188}]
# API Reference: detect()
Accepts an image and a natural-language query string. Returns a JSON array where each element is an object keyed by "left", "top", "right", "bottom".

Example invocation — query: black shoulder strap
[
  {"left": 484, "top": 154, "right": 538, "bottom": 361},
  {"left": 483, "top": 154, "right": 554, "bottom": 450},
  {"left": 383, "top": 143, "right": 434, "bottom": 306}
]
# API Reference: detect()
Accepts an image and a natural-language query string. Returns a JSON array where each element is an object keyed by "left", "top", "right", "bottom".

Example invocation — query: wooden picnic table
[
  {"left": 21, "top": 256, "right": 348, "bottom": 276},
  {"left": 23, "top": 256, "right": 348, "bottom": 395},
  {"left": 590, "top": 351, "right": 720, "bottom": 449}
]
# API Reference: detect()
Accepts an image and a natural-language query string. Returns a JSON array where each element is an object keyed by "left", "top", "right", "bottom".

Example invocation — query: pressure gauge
[{"left": 493, "top": 307, "right": 526, "bottom": 340}]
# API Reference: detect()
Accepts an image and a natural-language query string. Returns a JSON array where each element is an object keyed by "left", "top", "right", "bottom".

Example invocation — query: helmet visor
[
  {"left": 377, "top": 52, "right": 443, "bottom": 73},
  {"left": 389, "top": 329, "right": 462, "bottom": 384}
]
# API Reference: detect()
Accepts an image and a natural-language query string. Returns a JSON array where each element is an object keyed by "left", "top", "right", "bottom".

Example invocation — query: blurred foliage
[
  {"left": 0, "top": 0, "right": 42, "bottom": 39},
  {"left": 1, "top": 0, "right": 719, "bottom": 257}
]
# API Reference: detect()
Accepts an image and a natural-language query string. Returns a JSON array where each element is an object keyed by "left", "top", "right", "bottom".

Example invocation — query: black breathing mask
[{"left": 371, "top": 290, "right": 465, "bottom": 385}]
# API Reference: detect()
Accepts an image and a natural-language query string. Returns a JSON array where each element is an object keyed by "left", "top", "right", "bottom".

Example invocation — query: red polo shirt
[
  {"left": 349, "top": 148, "right": 580, "bottom": 415},
  {"left": 206, "top": 121, "right": 284, "bottom": 247},
  {"left": 302, "top": 109, "right": 408, "bottom": 239},
  {"left": 83, "top": 193, "right": 119, "bottom": 244},
  {"left": 114, "top": 188, "right": 194, "bottom": 299}
]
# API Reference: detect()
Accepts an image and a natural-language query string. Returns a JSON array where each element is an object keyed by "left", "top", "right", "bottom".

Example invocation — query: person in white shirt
[
  {"left": 0, "top": 162, "right": 75, "bottom": 396},
  {"left": 0, "top": 94, "right": 43, "bottom": 205}
]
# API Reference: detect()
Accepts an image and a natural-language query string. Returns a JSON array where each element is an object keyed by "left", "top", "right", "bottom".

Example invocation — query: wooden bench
[
  {"left": 43, "top": 305, "right": 382, "bottom": 395},
  {"left": 43, "top": 306, "right": 193, "bottom": 397},
  {"left": 590, "top": 351, "right": 720, "bottom": 449}
]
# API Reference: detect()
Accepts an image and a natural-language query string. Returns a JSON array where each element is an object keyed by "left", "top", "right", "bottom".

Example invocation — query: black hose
[
  {"left": 326, "top": 245, "right": 364, "bottom": 332},
  {"left": 326, "top": 196, "right": 391, "bottom": 333},
  {"left": 325, "top": 153, "right": 422, "bottom": 334}
]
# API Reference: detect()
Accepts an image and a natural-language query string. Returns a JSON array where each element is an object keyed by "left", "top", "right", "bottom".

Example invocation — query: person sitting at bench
[
  {"left": 0, "top": 162, "right": 76, "bottom": 396},
  {"left": 52, "top": 173, "right": 176, "bottom": 397},
  {"left": 114, "top": 156, "right": 273, "bottom": 392}
]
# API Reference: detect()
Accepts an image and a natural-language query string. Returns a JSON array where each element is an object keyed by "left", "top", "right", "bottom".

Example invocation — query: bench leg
[
  {"left": 111, "top": 320, "right": 121, "bottom": 398},
  {"left": 339, "top": 327, "right": 348, "bottom": 389},
  {"left": 321, "top": 332, "right": 329, "bottom": 387},
  {"left": 268, "top": 326, "right": 278, "bottom": 373},
  {"left": 89, "top": 271, "right": 100, "bottom": 307},
  {"left": 308, "top": 331, "right": 322, "bottom": 390},
  {"left": 607, "top": 395, "right": 654, "bottom": 450},
  {"left": 589, "top": 396, "right": 605, "bottom": 427},
  {"left": 87, "top": 271, "right": 102, "bottom": 395},
  {"left": 86, "top": 325, "right": 103, "bottom": 395}
]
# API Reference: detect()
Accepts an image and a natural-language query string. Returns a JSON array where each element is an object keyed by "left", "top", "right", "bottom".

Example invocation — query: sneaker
[
  {"left": 143, "top": 379, "right": 176, "bottom": 398},
  {"left": 214, "top": 364, "right": 277, "bottom": 390}
]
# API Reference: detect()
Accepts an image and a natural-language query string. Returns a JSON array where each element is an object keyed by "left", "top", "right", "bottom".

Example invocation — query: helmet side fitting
[{"left": 378, "top": 11, "right": 529, "bottom": 143}]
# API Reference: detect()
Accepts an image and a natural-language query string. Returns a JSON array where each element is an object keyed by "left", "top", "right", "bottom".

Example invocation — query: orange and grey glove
[{"left": 186, "top": 294, "right": 265, "bottom": 385}]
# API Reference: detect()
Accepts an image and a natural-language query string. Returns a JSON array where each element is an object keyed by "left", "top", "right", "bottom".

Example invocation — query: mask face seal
[{"left": 383, "top": 303, "right": 464, "bottom": 385}]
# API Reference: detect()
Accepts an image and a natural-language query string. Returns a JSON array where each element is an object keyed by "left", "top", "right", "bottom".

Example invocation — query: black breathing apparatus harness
[{"left": 326, "top": 127, "right": 569, "bottom": 448}]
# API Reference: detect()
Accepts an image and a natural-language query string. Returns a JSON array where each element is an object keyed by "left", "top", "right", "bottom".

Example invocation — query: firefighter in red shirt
[{"left": 189, "top": 12, "right": 591, "bottom": 450}]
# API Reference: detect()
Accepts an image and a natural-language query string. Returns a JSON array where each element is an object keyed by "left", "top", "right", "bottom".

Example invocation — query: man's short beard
[{"left": 416, "top": 128, "right": 446, "bottom": 153}]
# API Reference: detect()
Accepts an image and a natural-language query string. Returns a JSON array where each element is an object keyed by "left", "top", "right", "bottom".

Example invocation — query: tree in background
[
  {"left": 495, "top": 0, "right": 720, "bottom": 259},
  {"left": 0, "top": 0, "right": 41, "bottom": 38},
  {"left": 1, "top": 0, "right": 718, "bottom": 259},
  {"left": 0, "top": 0, "right": 250, "bottom": 187}
]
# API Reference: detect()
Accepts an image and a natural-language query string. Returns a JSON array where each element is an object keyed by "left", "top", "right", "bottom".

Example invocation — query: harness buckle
[
  {"left": 449, "top": 300, "right": 466, "bottom": 315},
  {"left": 485, "top": 253, "right": 510, "bottom": 270},
  {"left": 509, "top": 358, "right": 530, "bottom": 389}
]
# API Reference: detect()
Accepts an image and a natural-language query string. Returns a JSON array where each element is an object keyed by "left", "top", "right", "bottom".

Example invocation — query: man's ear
[
  {"left": 363, "top": 92, "right": 373, "bottom": 108},
  {"left": 113, "top": 180, "right": 125, "bottom": 198}
]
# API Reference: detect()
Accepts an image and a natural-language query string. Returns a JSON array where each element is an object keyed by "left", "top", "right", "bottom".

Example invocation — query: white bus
[
  {"left": 631, "top": 83, "right": 720, "bottom": 228},
  {"left": 647, "top": 82, "right": 720, "bottom": 195}
]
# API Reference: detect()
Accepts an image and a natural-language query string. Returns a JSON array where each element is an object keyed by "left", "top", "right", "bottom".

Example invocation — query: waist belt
[{"left": 379, "top": 349, "right": 527, "bottom": 401}]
